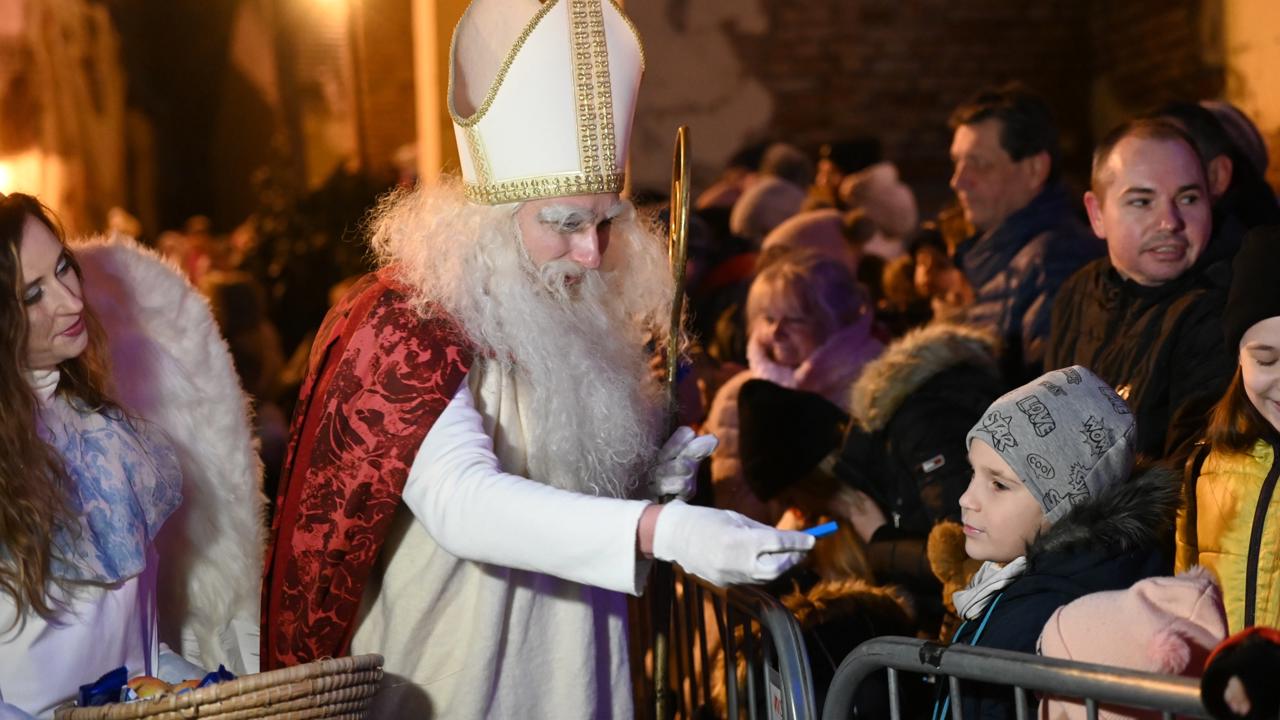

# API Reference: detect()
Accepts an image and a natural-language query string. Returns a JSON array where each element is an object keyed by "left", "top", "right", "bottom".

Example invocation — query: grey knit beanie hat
[{"left": 966, "top": 365, "right": 1137, "bottom": 523}]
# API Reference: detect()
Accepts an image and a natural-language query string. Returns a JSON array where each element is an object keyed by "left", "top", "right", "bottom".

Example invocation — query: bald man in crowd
[{"left": 1046, "top": 118, "right": 1235, "bottom": 462}]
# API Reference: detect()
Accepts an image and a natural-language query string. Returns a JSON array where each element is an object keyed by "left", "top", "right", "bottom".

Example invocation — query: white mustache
[{"left": 537, "top": 259, "right": 591, "bottom": 302}]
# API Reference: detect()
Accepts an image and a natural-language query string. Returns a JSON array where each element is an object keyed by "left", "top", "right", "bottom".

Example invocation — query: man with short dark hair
[
  {"left": 948, "top": 84, "right": 1103, "bottom": 383},
  {"left": 1046, "top": 118, "right": 1235, "bottom": 461}
]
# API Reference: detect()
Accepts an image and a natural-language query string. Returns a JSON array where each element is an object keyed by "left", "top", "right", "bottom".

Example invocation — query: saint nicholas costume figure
[{"left": 260, "top": 1, "right": 814, "bottom": 717}]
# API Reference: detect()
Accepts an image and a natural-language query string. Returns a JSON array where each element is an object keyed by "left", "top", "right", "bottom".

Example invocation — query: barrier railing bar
[
  {"left": 725, "top": 606, "right": 740, "bottom": 720},
  {"left": 1014, "top": 685, "right": 1029, "bottom": 720},
  {"left": 822, "top": 637, "right": 1210, "bottom": 720},
  {"left": 1086, "top": 696, "right": 1098, "bottom": 720},
  {"left": 743, "top": 615, "right": 759, "bottom": 720},
  {"left": 696, "top": 582, "right": 712, "bottom": 708},
  {"left": 644, "top": 571, "right": 815, "bottom": 720},
  {"left": 887, "top": 668, "right": 901, "bottom": 720},
  {"left": 948, "top": 676, "right": 963, "bottom": 720},
  {"left": 729, "top": 586, "right": 817, "bottom": 720}
]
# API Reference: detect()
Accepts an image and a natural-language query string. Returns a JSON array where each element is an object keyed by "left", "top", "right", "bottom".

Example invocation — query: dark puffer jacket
[
  {"left": 1045, "top": 257, "right": 1234, "bottom": 462},
  {"left": 939, "top": 465, "right": 1180, "bottom": 720},
  {"left": 955, "top": 184, "right": 1103, "bottom": 385},
  {"left": 833, "top": 323, "right": 1006, "bottom": 633}
]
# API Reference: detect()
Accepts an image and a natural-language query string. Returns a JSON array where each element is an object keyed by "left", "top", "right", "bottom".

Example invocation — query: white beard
[{"left": 369, "top": 179, "right": 674, "bottom": 498}]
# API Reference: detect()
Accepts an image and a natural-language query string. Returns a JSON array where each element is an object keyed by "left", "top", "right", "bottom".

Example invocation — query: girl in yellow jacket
[{"left": 1177, "top": 226, "right": 1280, "bottom": 633}]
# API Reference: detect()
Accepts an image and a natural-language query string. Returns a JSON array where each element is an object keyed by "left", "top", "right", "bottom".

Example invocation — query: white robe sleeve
[
  {"left": 0, "top": 702, "right": 34, "bottom": 720},
  {"left": 401, "top": 381, "right": 653, "bottom": 595}
]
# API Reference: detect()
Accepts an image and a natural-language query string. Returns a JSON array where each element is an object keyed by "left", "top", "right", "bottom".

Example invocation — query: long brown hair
[
  {"left": 1205, "top": 366, "right": 1274, "bottom": 455},
  {"left": 0, "top": 193, "right": 118, "bottom": 621}
]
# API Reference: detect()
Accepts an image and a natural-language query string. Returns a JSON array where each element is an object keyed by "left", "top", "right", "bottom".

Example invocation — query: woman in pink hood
[{"left": 703, "top": 251, "right": 883, "bottom": 522}]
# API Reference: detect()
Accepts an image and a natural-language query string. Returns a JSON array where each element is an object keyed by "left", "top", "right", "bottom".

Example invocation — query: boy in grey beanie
[
  {"left": 967, "top": 364, "right": 1137, "bottom": 525},
  {"left": 938, "top": 364, "right": 1178, "bottom": 720}
]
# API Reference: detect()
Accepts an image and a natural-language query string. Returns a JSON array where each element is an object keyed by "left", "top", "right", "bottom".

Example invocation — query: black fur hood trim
[{"left": 1026, "top": 462, "right": 1180, "bottom": 564}]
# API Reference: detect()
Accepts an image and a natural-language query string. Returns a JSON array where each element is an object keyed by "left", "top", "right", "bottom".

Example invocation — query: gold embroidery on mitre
[
  {"left": 463, "top": 126, "right": 492, "bottom": 186},
  {"left": 451, "top": 0, "right": 641, "bottom": 204},
  {"left": 466, "top": 172, "right": 626, "bottom": 205},
  {"left": 569, "top": 0, "right": 612, "bottom": 179},
  {"left": 588, "top": 0, "right": 617, "bottom": 176}
]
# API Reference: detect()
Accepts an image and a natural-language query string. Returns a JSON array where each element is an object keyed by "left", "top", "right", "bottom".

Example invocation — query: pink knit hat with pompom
[{"left": 1037, "top": 567, "right": 1228, "bottom": 720}]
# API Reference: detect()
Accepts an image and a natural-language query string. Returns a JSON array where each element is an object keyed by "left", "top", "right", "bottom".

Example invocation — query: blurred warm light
[
  {"left": 0, "top": 149, "right": 55, "bottom": 196},
  {"left": 0, "top": 149, "right": 70, "bottom": 222},
  {"left": 309, "top": 0, "right": 348, "bottom": 13}
]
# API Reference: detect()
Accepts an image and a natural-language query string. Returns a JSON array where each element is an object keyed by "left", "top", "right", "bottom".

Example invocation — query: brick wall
[
  {"left": 725, "top": 0, "right": 1094, "bottom": 211},
  {"left": 632, "top": 0, "right": 1232, "bottom": 214},
  {"left": 280, "top": 0, "right": 1230, "bottom": 212},
  {"left": 1088, "top": 0, "right": 1223, "bottom": 134}
]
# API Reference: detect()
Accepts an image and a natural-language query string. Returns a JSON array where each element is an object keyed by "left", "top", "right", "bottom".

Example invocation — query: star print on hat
[{"left": 967, "top": 365, "right": 1137, "bottom": 523}]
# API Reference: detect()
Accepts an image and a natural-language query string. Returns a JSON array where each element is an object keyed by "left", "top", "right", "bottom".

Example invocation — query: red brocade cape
[{"left": 261, "top": 268, "right": 472, "bottom": 669}]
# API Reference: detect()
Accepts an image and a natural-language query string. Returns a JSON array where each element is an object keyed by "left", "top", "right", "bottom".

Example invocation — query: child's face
[
  {"left": 1241, "top": 316, "right": 1280, "bottom": 434},
  {"left": 959, "top": 439, "right": 1047, "bottom": 564}
]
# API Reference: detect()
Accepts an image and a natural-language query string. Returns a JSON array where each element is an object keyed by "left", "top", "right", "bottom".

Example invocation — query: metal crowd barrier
[
  {"left": 632, "top": 568, "right": 817, "bottom": 719},
  {"left": 821, "top": 636, "right": 1211, "bottom": 720}
]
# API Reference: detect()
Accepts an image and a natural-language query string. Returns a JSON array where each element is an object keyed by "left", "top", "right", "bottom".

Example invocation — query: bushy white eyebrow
[{"left": 536, "top": 201, "right": 627, "bottom": 231}]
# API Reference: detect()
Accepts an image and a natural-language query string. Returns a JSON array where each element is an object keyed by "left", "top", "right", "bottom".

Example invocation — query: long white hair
[{"left": 367, "top": 178, "right": 673, "bottom": 497}]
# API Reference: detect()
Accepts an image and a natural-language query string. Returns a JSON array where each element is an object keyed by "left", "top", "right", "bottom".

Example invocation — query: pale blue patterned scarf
[{"left": 29, "top": 369, "right": 183, "bottom": 584}]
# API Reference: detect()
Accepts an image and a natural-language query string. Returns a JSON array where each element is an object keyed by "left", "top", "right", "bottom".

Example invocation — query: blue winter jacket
[{"left": 955, "top": 184, "right": 1102, "bottom": 384}]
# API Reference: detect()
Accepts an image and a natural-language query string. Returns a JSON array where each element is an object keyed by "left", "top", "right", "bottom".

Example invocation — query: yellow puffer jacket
[{"left": 1176, "top": 439, "right": 1280, "bottom": 633}]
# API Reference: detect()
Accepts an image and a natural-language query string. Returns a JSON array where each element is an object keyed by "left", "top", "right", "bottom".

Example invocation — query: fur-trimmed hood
[
  {"left": 1027, "top": 463, "right": 1180, "bottom": 566},
  {"left": 850, "top": 322, "right": 999, "bottom": 431}
]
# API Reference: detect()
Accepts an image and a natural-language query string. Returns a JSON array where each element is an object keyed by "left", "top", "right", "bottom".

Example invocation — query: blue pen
[{"left": 803, "top": 521, "right": 839, "bottom": 538}]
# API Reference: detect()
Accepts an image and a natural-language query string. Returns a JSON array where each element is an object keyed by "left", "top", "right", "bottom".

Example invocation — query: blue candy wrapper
[
  {"left": 79, "top": 666, "right": 128, "bottom": 708},
  {"left": 197, "top": 665, "right": 236, "bottom": 689}
]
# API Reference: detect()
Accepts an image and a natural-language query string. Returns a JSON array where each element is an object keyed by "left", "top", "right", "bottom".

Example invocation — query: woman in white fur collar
[
  {"left": 0, "top": 194, "right": 196, "bottom": 718},
  {"left": 704, "top": 251, "right": 884, "bottom": 523}
]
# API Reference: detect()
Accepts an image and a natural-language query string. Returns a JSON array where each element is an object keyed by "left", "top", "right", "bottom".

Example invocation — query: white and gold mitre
[{"left": 448, "top": 0, "right": 644, "bottom": 205}]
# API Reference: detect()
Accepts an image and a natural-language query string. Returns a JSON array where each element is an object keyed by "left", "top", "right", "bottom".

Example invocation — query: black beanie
[
  {"left": 736, "top": 379, "right": 849, "bottom": 502},
  {"left": 1224, "top": 225, "right": 1280, "bottom": 352}
]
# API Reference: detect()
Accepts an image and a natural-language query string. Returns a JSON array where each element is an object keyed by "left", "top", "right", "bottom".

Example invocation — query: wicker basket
[{"left": 54, "top": 654, "right": 384, "bottom": 720}]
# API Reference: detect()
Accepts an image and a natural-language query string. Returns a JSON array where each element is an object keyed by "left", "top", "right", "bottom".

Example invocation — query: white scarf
[
  {"left": 952, "top": 556, "right": 1027, "bottom": 620},
  {"left": 27, "top": 368, "right": 59, "bottom": 403}
]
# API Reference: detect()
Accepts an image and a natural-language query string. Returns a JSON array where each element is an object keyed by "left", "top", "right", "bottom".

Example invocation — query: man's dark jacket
[
  {"left": 956, "top": 183, "right": 1103, "bottom": 385},
  {"left": 1045, "top": 256, "right": 1233, "bottom": 461}
]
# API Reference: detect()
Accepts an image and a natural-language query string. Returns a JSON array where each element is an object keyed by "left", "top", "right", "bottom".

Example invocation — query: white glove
[
  {"left": 652, "top": 499, "right": 815, "bottom": 587},
  {"left": 648, "top": 427, "right": 718, "bottom": 500}
]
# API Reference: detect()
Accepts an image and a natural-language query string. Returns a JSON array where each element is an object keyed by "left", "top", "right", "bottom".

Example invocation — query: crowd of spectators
[{"left": 667, "top": 84, "right": 1280, "bottom": 719}]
